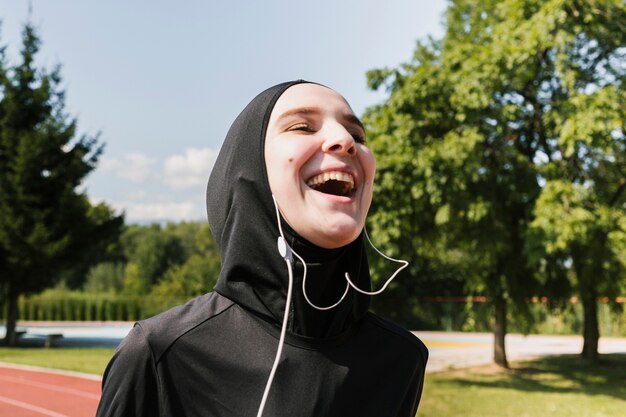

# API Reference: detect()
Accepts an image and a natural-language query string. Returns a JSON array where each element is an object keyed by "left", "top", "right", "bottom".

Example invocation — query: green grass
[
  {"left": 419, "top": 354, "right": 626, "bottom": 417},
  {"left": 0, "top": 347, "right": 115, "bottom": 375}
]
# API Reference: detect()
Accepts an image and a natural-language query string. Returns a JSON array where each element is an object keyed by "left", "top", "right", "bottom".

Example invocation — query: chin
[{"left": 312, "top": 224, "right": 363, "bottom": 249}]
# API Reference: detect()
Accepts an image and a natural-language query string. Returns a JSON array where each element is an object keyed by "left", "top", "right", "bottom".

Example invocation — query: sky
[{"left": 0, "top": 0, "right": 447, "bottom": 223}]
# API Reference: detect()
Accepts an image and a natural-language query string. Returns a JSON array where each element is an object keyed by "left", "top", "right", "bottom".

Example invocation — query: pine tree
[{"left": 0, "top": 24, "right": 123, "bottom": 345}]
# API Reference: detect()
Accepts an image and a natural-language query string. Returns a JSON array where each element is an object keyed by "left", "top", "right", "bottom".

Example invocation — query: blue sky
[{"left": 0, "top": 0, "right": 446, "bottom": 223}]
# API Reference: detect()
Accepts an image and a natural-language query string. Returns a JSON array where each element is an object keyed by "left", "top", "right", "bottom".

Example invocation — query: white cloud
[
  {"left": 99, "top": 148, "right": 218, "bottom": 190},
  {"left": 120, "top": 191, "right": 175, "bottom": 202},
  {"left": 164, "top": 147, "right": 218, "bottom": 190},
  {"left": 109, "top": 200, "right": 204, "bottom": 223},
  {"left": 92, "top": 147, "right": 220, "bottom": 222},
  {"left": 100, "top": 153, "right": 158, "bottom": 183}
]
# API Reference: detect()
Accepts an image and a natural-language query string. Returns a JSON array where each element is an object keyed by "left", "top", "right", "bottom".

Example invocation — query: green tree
[
  {"left": 57, "top": 200, "right": 124, "bottom": 289},
  {"left": 151, "top": 222, "right": 221, "bottom": 298},
  {"left": 519, "top": 1, "right": 626, "bottom": 361},
  {"left": 364, "top": 0, "right": 625, "bottom": 366},
  {"left": 0, "top": 24, "right": 121, "bottom": 345},
  {"left": 83, "top": 261, "right": 126, "bottom": 293},
  {"left": 119, "top": 224, "right": 186, "bottom": 294}
]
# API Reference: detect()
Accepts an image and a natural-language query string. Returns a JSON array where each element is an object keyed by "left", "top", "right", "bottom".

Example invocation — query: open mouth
[{"left": 306, "top": 171, "right": 355, "bottom": 197}]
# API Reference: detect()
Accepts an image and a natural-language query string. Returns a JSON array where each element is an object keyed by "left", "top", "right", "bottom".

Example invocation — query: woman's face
[{"left": 265, "top": 83, "right": 376, "bottom": 249}]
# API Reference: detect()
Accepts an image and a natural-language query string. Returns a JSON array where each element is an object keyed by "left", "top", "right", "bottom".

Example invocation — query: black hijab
[{"left": 206, "top": 80, "right": 371, "bottom": 338}]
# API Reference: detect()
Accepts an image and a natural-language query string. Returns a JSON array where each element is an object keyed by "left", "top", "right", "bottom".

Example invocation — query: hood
[{"left": 206, "top": 80, "right": 371, "bottom": 339}]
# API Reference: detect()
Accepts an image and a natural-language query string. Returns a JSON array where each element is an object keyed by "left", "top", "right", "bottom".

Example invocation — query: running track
[{"left": 0, "top": 364, "right": 100, "bottom": 417}]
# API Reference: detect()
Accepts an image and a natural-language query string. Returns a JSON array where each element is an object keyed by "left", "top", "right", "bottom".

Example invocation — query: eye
[
  {"left": 351, "top": 132, "right": 366, "bottom": 144},
  {"left": 287, "top": 123, "right": 314, "bottom": 133}
]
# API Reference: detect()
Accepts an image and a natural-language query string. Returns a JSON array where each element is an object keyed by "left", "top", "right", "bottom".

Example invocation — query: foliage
[
  {"left": 109, "top": 221, "right": 221, "bottom": 297},
  {"left": 73, "top": 222, "right": 220, "bottom": 300},
  {"left": 60, "top": 202, "right": 125, "bottom": 289},
  {"left": 5, "top": 221, "right": 222, "bottom": 320},
  {"left": 151, "top": 254, "right": 220, "bottom": 298},
  {"left": 120, "top": 224, "right": 186, "bottom": 293},
  {"left": 150, "top": 222, "right": 220, "bottom": 297},
  {"left": 364, "top": 0, "right": 626, "bottom": 364},
  {"left": 13, "top": 289, "right": 188, "bottom": 321},
  {"left": 83, "top": 262, "right": 126, "bottom": 294},
  {"left": 0, "top": 24, "right": 122, "bottom": 345}
]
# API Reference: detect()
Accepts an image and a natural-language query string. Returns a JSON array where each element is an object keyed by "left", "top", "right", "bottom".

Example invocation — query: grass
[
  {"left": 419, "top": 354, "right": 626, "bottom": 417},
  {"left": 0, "top": 348, "right": 624, "bottom": 416},
  {"left": 0, "top": 347, "right": 115, "bottom": 375}
]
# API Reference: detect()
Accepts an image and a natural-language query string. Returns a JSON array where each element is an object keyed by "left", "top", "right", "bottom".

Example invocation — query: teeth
[{"left": 306, "top": 171, "right": 355, "bottom": 189}]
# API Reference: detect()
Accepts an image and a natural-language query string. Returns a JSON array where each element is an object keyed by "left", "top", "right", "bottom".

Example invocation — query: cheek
[
  {"left": 360, "top": 151, "right": 376, "bottom": 212},
  {"left": 266, "top": 147, "right": 308, "bottom": 200},
  {"left": 360, "top": 150, "right": 377, "bottom": 183}
]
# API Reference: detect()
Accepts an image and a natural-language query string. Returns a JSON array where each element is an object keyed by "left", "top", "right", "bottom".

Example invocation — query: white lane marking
[
  {"left": 0, "top": 395, "right": 69, "bottom": 417},
  {"left": 0, "top": 362, "right": 102, "bottom": 381},
  {"left": 0, "top": 375, "right": 100, "bottom": 400}
]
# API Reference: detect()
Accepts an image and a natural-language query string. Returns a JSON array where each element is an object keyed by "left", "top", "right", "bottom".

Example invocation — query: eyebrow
[
  {"left": 343, "top": 113, "right": 365, "bottom": 133},
  {"left": 275, "top": 107, "right": 365, "bottom": 132}
]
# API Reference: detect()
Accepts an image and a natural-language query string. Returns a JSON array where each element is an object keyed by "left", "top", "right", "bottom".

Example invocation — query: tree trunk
[
  {"left": 3, "top": 291, "right": 19, "bottom": 347},
  {"left": 493, "top": 294, "right": 509, "bottom": 368},
  {"left": 581, "top": 291, "right": 599, "bottom": 362}
]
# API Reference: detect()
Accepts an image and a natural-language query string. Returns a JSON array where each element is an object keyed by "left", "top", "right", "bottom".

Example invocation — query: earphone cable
[{"left": 257, "top": 199, "right": 296, "bottom": 417}]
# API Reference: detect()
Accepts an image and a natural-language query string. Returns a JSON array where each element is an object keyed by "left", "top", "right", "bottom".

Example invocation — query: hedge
[{"left": 10, "top": 291, "right": 189, "bottom": 322}]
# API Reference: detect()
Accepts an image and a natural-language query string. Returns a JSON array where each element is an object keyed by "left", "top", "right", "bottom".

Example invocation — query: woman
[{"left": 96, "top": 80, "right": 428, "bottom": 417}]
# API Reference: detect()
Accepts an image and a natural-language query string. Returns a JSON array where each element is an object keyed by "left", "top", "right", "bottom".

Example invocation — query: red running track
[{"left": 0, "top": 365, "right": 101, "bottom": 417}]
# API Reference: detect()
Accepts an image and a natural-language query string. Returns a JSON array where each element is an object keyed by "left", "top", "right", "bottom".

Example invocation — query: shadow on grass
[{"left": 445, "top": 354, "right": 626, "bottom": 401}]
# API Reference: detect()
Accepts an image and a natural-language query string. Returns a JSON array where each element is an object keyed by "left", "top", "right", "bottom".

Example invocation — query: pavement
[
  {"left": 0, "top": 321, "right": 132, "bottom": 348},
  {"left": 1, "top": 322, "right": 625, "bottom": 373},
  {"left": 414, "top": 331, "right": 626, "bottom": 372}
]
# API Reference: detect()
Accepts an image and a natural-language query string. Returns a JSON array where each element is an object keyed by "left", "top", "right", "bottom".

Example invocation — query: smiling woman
[{"left": 96, "top": 80, "right": 428, "bottom": 417}]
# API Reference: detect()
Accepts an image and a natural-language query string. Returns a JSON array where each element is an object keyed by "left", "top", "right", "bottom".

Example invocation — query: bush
[{"left": 12, "top": 290, "right": 189, "bottom": 322}]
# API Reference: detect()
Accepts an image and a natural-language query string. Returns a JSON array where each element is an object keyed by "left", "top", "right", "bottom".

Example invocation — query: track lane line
[
  {"left": 0, "top": 375, "right": 100, "bottom": 400},
  {"left": 0, "top": 362, "right": 101, "bottom": 381},
  {"left": 0, "top": 395, "right": 69, "bottom": 417}
]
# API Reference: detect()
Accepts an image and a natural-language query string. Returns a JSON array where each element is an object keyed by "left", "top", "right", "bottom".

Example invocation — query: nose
[{"left": 321, "top": 124, "right": 357, "bottom": 156}]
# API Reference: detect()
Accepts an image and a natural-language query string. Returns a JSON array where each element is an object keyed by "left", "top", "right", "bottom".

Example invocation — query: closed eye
[
  {"left": 352, "top": 133, "right": 366, "bottom": 144},
  {"left": 287, "top": 123, "right": 315, "bottom": 133}
]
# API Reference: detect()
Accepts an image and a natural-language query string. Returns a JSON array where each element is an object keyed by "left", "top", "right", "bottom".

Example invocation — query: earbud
[{"left": 277, "top": 236, "right": 292, "bottom": 261}]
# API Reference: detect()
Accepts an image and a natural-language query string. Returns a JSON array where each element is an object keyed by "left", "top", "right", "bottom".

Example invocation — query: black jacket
[{"left": 96, "top": 81, "right": 428, "bottom": 417}]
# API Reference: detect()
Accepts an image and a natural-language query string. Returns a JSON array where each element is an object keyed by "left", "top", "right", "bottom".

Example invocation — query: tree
[
  {"left": 57, "top": 200, "right": 124, "bottom": 289},
  {"left": 150, "top": 222, "right": 221, "bottom": 298},
  {"left": 526, "top": 87, "right": 626, "bottom": 360},
  {"left": 0, "top": 24, "right": 122, "bottom": 345},
  {"left": 119, "top": 224, "right": 186, "bottom": 295},
  {"left": 83, "top": 261, "right": 126, "bottom": 294},
  {"left": 117, "top": 222, "right": 220, "bottom": 297},
  {"left": 364, "top": 0, "right": 625, "bottom": 366}
]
